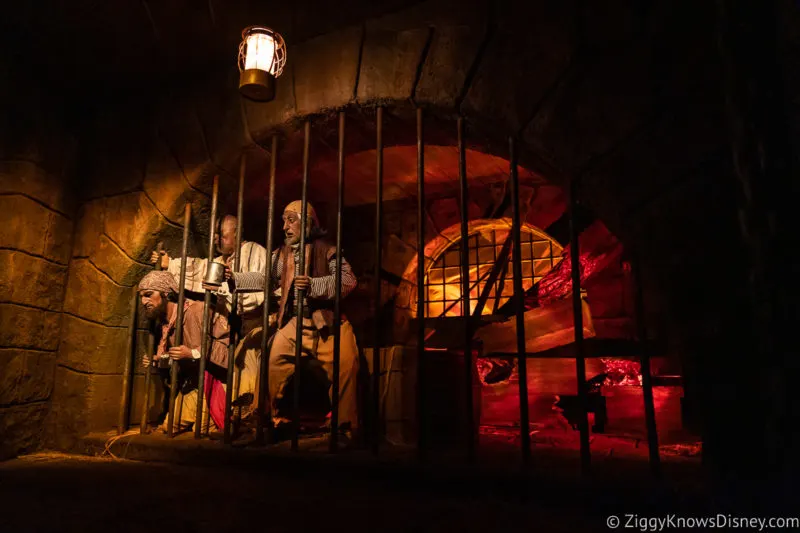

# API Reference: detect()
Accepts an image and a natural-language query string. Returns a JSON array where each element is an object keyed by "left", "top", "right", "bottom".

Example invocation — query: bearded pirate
[
  {"left": 138, "top": 270, "right": 230, "bottom": 433},
  {"left": 231, "top": 200, "right": 360, "bottom": 441}
]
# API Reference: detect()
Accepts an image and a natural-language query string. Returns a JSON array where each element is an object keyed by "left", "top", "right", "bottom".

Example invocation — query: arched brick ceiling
[{"left": 246, "top": 145, "right": 546, "bottom": 208}]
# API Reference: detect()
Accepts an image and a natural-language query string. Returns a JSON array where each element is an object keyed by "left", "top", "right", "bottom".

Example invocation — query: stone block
[
  {"left": 58, "top": 314, "right": 145, "bottom": 375},
  {"left": 18, "top": 350, "right": 56, "bottom": 404},
  {"left": 91, "top": 234, "right": 151, "bottom": 288},
  {"left": 0, "top": 349, "right": 23, "bottom": 404},
  {"left": 72, "top": 199, "right": 105, "bottom": 258},
  {"left": 363, "top": 345, "right": 416, "bottom": 444},
  {"left": 194, "top": 66, "right": 252, "bottom": 177},
  {"left": 0, "top": 402, "right": 48, "bottom": 460},
  {"left": 62, "top": 259, "right": 133, "bottom": 327},
  {"left": 44, "top": 210, "right": 74, "bottom": 266},
  {"left": 294, "top": 26, "right": 363, "bottom": 114},
  {"left": 290, "top": 0, "right": 405, "bottom": 42},
  {"left": 156, "top": 95, "right": 214, "bottom": 192},
  {"left": 0, "top": 81, "right": 69, "bottom": 178},
  {"left": 143, "top": 136, "right": 212, "bottom": 234},
  {"left": 462, "top": 0, "right": 576, "bottom": 135},
  {"left": 50, "top": 367, "right": 91, "bottom": 442},
  {"left": 0, "top": 195, "right": 71, "bottom": 264},
  {"left": 51, "top": 366, "right": 141, "bottom": 436},
  {"left": 428, "top": 197, "right": 460, "bottom": 234},
  {"left": 398, "top": 207, "right": 441, "bottom": 253},
  {"left": 0, "top": 160, "right": 76, "bottom": 216},
  {"left": 0, "top": 348, "right": 56, "bottom": 404},
  {"left": 392, "top": 306, "right": 414, "bottom": 344},
  {"left": 243, "top": 59, "right": 298, "bottom": 141},
  {"left": 0, "top": 251, "right": 68, "bottom": 311},
  {"left": 0, "top": 303, "right": 61, "bottom": 351},
  {"left": 523, "top": 44, "right": 654, "bottom": 176},
  {"left": 416, "top": 23, "right": 486, "bottom": 108},
  {"left": 84, "top": 105, "right": 148, "bottom": 199},
  {"left": 103, "top": 191, "right": 203, "bottom": 265},
  {"left": 383, "top": 235, "right": 417, "bottom": 279},
  {"left": 357, "top": 23, "right": 430, "bottom": 103},
  {"left": 525, "top": 184, "right": 566, "bottom": 232}
]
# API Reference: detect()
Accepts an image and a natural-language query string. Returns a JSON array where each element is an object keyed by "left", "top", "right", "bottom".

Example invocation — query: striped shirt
[{"left": 233, "top": 247, "right": 357, "bottom": 300}]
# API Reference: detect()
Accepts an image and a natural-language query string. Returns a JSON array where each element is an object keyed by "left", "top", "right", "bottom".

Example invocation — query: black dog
[{"left": 553, "top": 373, "right": 608, "bottom": 433}]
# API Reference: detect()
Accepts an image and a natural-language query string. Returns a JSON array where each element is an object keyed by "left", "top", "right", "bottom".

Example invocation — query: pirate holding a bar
[
  {"left": 151, "top": 214, "right": 267, "bottom": 336},
  {"left": 231, "top": 200, "right": 360, "bottom": 442},
  {"left": 138, "top": 270, "right": 229, "bottom": 433},
  {"left": 150, "top": 214, "right": 267, "bottom": 423}
]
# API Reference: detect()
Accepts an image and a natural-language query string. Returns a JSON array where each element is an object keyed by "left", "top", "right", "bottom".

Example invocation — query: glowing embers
[
  {"left": 237, "top": 26, "right": 287, "bottom": 102},
  {"left": 601, "top": 358, "right": 643, "bottom": 387}
]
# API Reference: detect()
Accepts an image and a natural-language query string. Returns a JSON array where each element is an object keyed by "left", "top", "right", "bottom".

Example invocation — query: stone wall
[
  {"left": 0, "top": 56, "right": 78, "bottom": 459},
  {"left": 48, "top": 70, "right": 246, "bottom": 450}
]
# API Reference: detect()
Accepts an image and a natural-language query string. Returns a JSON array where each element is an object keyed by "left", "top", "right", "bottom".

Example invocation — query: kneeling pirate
[{"left": 139, "top": 271, "right": 229, "bottom": 433}]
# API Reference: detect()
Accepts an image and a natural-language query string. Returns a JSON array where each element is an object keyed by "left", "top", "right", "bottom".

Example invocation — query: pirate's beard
[{"left": 143, "top": 297, "right": 168, "bottom": 322}]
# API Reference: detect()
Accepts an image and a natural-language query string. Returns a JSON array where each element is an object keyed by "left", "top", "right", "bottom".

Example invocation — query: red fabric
[{"left": 204, "top": 371, "right": 227, "bottom": 430}]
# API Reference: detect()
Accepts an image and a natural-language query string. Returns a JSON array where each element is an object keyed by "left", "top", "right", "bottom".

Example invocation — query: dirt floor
[
  {"left": 0, "top": 452, "right": 627, "bottom": 533},
  {"left": 0, "top": 417, "right": 708, "bottom": 533}
]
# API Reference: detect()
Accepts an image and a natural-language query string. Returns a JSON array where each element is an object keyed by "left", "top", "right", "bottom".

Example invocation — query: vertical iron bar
[
  {"left": 458, "top": 117, "right": 475, "bottom": 461},
  {"left": 293, "top": 120, "right": 311, "bottom": 451},
  {"left": 416, "top": 107, "right": 427, "bottom": 461},
  {"left": 569, "top": 179, "right": 592, "bottom": 475},
  {"left": 118, "top": 289, "right": 138, "bottom": 434},
  {"left": 330, "top": 112, "right": 345, "bottom": 453},
  {"left": 257, "top": 135, "right": 279, "bottom": 445},
  {"left": 372, "top": 106, "right": 384, "bottom": 455},
  {"left": 168, "top": 205, "right": 191, "bottom": 438},
  {"left": 509, "top": 136, "right": 531, "bottom": 468},
  {"left": 140, "top": 331, "right": 154, "bottom": 434},
  {"left": 195, "top": 176, "right": 219, "bottom": 438},
  {"left": 140, "top": 242, "right": 164, "bottom": 434},
  {"left": 224, "top": 157, "right": 245, "bottom": 445},
  {"left": 633, "top": 253, "right": 661, "bottom": 477}
]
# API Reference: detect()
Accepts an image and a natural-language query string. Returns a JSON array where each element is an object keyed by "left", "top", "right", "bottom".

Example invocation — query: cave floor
[
  {"left": 0, "top": 452, "right": 621, "bottom": 533},
  {"left": 76, "top": 422, "right": 702, "bottom": 485},
  {"left": 0, "top": 425, "right": 705, "bottom": 532}
]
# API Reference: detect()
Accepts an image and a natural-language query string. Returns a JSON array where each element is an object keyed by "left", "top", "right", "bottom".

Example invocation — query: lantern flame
[
  {"left": 238, "top": 26, "right": 286, "bottom": 78},
  {"left": 245, "top": 32, "right": 276, "bottom": 74}
]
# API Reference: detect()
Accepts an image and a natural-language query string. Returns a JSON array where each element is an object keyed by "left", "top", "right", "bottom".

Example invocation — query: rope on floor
[{"left": 102, "top": 430, "right": 140, "bottom": 461}]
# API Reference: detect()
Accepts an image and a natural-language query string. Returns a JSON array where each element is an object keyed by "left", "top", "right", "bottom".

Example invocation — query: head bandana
[
  {"left": 284, "top": 200, "right": 319, "bottom": 228},
  {"left": 138, "top": 270, "right": 179, "bottom": 295}
]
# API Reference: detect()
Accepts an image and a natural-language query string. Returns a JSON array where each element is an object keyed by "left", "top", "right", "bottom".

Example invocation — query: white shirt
[{"left": 167, "top": 241, "right": 267, "bottom": 315}]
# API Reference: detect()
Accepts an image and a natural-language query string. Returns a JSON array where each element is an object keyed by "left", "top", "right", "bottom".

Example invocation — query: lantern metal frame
[{"left": 238, "top": 25, "right": 286, "bottom": 102}]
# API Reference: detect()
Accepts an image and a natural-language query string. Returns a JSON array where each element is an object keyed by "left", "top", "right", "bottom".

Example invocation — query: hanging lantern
[{"left": 238, "top": 26, "right": 287, "bottom": 102}]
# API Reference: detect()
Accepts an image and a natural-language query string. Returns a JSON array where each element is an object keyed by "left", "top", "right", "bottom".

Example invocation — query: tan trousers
[
  {"left": 159, "top": 388, "right": 218, "bottom": 434},
  {"left": 230, "top": 325, "right": 264, "bottom": 419},
  {"left": 269, "top": 317, "right": 359, "bottom": 428}
]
